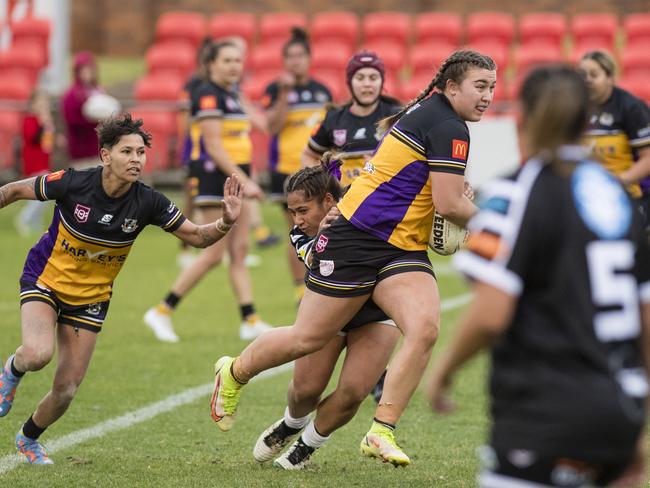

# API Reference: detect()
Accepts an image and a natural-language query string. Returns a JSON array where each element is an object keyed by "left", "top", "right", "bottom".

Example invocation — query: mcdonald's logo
[
  {"left": 200, "top": 95, "right": 218, "bottom": 110},
  {"left": 452, "top": 139, "right": 468, "bottom": 161}
]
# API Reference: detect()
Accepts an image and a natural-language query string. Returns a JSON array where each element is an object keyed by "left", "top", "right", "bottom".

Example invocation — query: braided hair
[
  {"left": 284, "top": 152, "right": 343, "bottom": 202},
  {"left": 378, "top": 50, "right": 496, "bottom": 132}
]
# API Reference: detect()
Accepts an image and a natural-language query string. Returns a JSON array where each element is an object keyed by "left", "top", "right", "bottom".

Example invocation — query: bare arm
[
  {"left": 266, "top": 74, "right": 295, "bottom": 135},
  {"left": 240, "top": 95, "right": 269, "bottom": 134},
  {"left": 620, "top": 146, "right": 650, "bottom": 186},
  {"left": 0, "top": 177, "right": 38, "bottom": 209},
  {"left": 430, "top": 172, "right": 477, "bottom": 227},
  {"left": 300, "top": 146, "right": 321, "bottom": 168}
]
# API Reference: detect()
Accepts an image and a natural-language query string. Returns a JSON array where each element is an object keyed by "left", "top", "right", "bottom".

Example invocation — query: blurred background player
[
  {"left": 210, "top": 50, "right": 496, "bottom": 467},
  {"left": 263, "top": 27, "right": 332, "bottom": 304},
  {"left": 143, "top": 40, "right": 273, "bottom": 343},
  {"left": 60, "top": 51, "right": 104, "bottom": 168},
  {"left": 15, "top": 88, "right": 55, "bottom": 236},
  {"left": 578, "top": 50, "right": 650, "bottom": 233},
  {"left": 253, "top": 156, "right": 400, "bottom": 470},
  {"left": 0, "top": 114, "right": 244, "bottom": 465},
  {"left": 429, "top": 65, "right": 650, "bottom": 488}
]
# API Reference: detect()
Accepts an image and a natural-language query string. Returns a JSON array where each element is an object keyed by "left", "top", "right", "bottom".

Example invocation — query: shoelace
[{"left": 287, "top": 440, "right": 314, "bottom": 465}]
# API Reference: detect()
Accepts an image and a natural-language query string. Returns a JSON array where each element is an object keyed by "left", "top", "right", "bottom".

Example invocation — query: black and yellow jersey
[
  {"left": 179, "top": 75, "right": 204, "bottom": 164},
  {"left": 263, "top": 79, "right": 332, "bottom": 175},
  {"left": 338, "top": 93, "right": 470, "bottom": 251},
  {"left": 21, "top": 167, "right": 186, "bottom": 305},
  {"left": 583, "top": 86, "right": 650, "bottom": 198},
  {"left": 191, "top": 80, "right": 251, "bottom": 164},
  {"left": 307, "top": 99, "right": 401, "bottom": 186}
]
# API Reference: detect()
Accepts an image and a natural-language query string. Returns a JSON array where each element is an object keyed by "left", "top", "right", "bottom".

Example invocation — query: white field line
[{"left": 0, "top": 292, "right": 471, "bottom": 475}]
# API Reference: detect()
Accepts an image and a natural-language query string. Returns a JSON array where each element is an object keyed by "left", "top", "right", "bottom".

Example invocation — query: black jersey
[
  {"left": 583, "top": 86, "right": 650, "bottom": 198},
  {"left": 307, "top": 99, "right": 401, "bottom": 186},
  {"left": 289, "top": 225, "right": 315, "bottom": 268},
  {"left": 22, "top": 167, "right": 186, "bottom": 305},
  {"left": 456, "top": 146, "right": 650, "bottom": 462},
  {"left": 190, "top": 80, "right": 251, "bottom": 164},
  {"left": 179, "top": 75, "right": 204, "bottom": 164}
]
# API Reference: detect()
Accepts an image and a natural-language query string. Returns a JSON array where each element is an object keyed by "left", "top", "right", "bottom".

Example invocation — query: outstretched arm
[
  {"left": 0, "top": 177, "right": 38, "bottom": 209},
  {"left": 172, "top": 174, "right": 245, "bottom": 248}
]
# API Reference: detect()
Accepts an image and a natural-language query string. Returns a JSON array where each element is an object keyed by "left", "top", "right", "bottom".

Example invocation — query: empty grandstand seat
[
  {"left": 155, "top": 11, "right": 206, "bottom": 49},
  {"left": 410, "top": 42, "right": 456, "bottom": 77},
  {"left": 311, "top": 41, "right": 353, "bottom": 72},
  {"left": 362, "top": 40, "right": 407, "bottom": 71},
  {"left": 467, "top": 12, "right": 516, "bottom": 48},
  {"left": 465, "top": 41, "right": 509, "bottom": 70},
  {"left": 399, "top": 73, "right": 433, "bottom": 102},
  {"left": 134, "top": 74, "right": 184, "bottom": 102},
  {"left": 145, "top": 43, "right": 195, "bottom": 80},
  {"left": 621, "top": 46, "right": 650, "bottom": 78},
  {"left": 619, "top": 75, "right": 650, "bottom": 103},
  {"left": 570, "top": 40, "right": 615, "bottom": 63},
  {"left": 311, "top": 12, "right": 359, "bottom": 48},
  {"left": 128, "top": 107, "right": 177, "bottom": 172},
  {"left": 11, "top": 16, "right": 50, "bottom": 64},
  {"left": 0, "top": 110, "right": 22, "bottom": 169},
  {"left": 0, "top": 44, "right": 45, "bottom": 86},
  {"left": 250, "top": 41, "right": 284, "bottom": 73},
  {"left": 362, "top": 12, "right": 410, "bottom": 45},
  {"left": 208, "top": 12, "right": 255, "bottom": 46},
  {"left": 514, "top": 44, "right": 564, "bottom": 75},
  {"left": 241, "top": 71, "right": 279, "bottom": 102},
  {"left": 519, "top": 12, "right": 567, "bottom": 49},
  {"left": 624, "top": 13, "right": 650, "bottom": 48},
  {"left": 259, "top": 12, "right": 307, "bottom": 44},
  {"left": 311, "top": 70, "right": 346, "bottom": 102},
  {"left": 571, "top": 13, "right": 618, "bottom": 52},
  {"left": 414, "top": 13, "right": 462, "bottom": 47}
]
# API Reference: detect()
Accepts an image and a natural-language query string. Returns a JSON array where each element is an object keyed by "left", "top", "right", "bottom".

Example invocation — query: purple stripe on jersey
[
  {"left": 269, "top": 136, "right": 279, "bottom": 172},
  {"left": 349, "top": 161, "right": 429, "bottom": 242},
  {"left": 180, "top": 136, "right": 192, "bottom": 165},
  {"left": 20, "top": 206, "right": 61, "bottom": 283}
]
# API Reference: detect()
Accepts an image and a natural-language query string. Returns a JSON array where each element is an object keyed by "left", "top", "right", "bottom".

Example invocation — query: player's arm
[
  {"left": 0, "top": 177, "right": 38, "bottom": 208},
  {"left": 240, "top": 94, "right": 269, "bottom": 134},
  {"left": 173, "top": 174, "right": 244, "bottom": 248},
  {"left": 430, "top": 173, "right": 477, "bottom": 227},
  {"left": 620, "top": 146, "right": 650, "bottom": 186},
  {"left": 265, "top": 75, "right": 294, "bottom": 134}
]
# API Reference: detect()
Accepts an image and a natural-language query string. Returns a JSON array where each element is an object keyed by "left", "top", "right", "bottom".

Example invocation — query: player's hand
[
  {"left": 612, "top": 436, "right": 646, "bottom": 487},
  {"left": 318, "top": 207, "right": 340, "bottom": 233},
  {"left": 464, "top": 181, "right": 475, "bottom": 201},
  {"left": 278, "top": 72, "right": 296, "bottom": 91},
  {"left": 427, "top": 369, "right": 456, "bottom": 414},
  {"left": 243, "top": 180, "right": 264, "bottom": 200},
  {"left": 222, "top": 174, "right": 244, "bottom": 225}
]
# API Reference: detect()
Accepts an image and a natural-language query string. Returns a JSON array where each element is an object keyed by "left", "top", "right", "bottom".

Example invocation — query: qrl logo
[
  {"left": 74, "top": 204, "right": 91, "bottom": 223},
  {"left": 452, "top": 139, "right": 468, "bottom": 161}
]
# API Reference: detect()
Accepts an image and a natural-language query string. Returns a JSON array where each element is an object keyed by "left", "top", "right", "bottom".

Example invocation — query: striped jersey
[
  {"left": 338, "top": 93, "right": 470, "bottom": 250},
  {"left": 582, "top": 86, "right": 650, "bottom": 198},
  {"left": 263, "top": 79, "right": 332, "bottom": 175},
  {"left": 191, "top": 80, "right": 251, "bottom": 164},
  {"left": 179, "top": 75, "right": 204, "bottom": 165},
  {"left": 21, "top": 167, "right": 186, "bottom": 305}
]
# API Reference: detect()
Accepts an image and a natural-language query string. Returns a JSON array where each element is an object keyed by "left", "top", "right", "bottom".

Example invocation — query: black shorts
[
  {"left": 307, "top": 216, "right": 434, "bottom": 298},
  {"left": 635, "top": 196, "right": 650, "bottom": 234},
  {"left": 478, "top": 445, "right": 630, "bottom": 487},
  {"left": 188, "top": 159, "right": 250, "bottom": 207},
  {"left": 343, "top": 297, "right": 395, "bottom": 333},
  {"left": 19, "top": 282, "right": 110, "bottom": 333}
]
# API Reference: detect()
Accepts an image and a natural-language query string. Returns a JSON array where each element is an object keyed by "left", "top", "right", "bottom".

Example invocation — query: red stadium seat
[
  {"left": 0, "top": 110, "right": 22, "bottom": 170},
  {"left": 571, "top": 13, "right": 618, "bottom": 52},
  {"left": 145, "top": 42, "right": 195, "bottom": 80},
  {"left": 410, "top": 42, "right": 456, "bottom": 77},
  {"left": 519, "top": 12, "right": 567, "bottom": 49},
  {"left": 621, "top": 46, "right": 650, "bottom": 78},
  {"left": 155, "top": 11, "right": 206, "bottom": 49},
  {"left": 382, "top": 74, "right": 400, "bottom": 101},
  {"left": 128, "top": 107, "right": 177, "bottom": 172},
  {"left": 570, "top": 40, "right": 616, "bottom": 64},
  {"left": 399, "top": 73, "right": 433, "bottom": 102},
  {"left": 467, "top": 12, "right": 516, "bottom": 48},
  {"left": 134, "top": 74, "right": 184, "bottom": 102},
  {"left": 208, "top": 13, "right": 255, "bottom": 46},
  {"left": 0, "top": 43, "right": 45, "bottom": 86},
  {"left": 241, "top": 71, "right": 279, "bottom": 102},
  {"left": 514, "top": 44, "right": 564, "bottom": 75},
  {"left": 362, "top": 40, "right": 407, "bottom": 72},
  {"left": 11, "top": 17, "right": 50, "bottom": 64},
  {"left": 362, "top": 12, "right": 411, "bottom": 45},
  {"left": 465, "top": 41, "right": 510, "bottom": 70},
  {"left": 624, "top": 13, "right": 650, "bottom": 48},
  {"left": 414, "top": 13, "right": 462, "bottom": 47},
  {"left": 311, "top": 12, "right": 359, "bottom": 48},
  {"left": 311, "top": 41, "right": 353, "bottom": 72},
  {"left": 619, "top": 75, "right": 650, "bottom": 103},
  {"left": 259, "top": 12, "right": 307, "bottom": 44},
  {"left": 250, "top": 41, "right": 284, "bottom": 73},
  {"left": 311, "top": 70, "right": 346, "bottom": 102},
  {"left": 0, "top": 72, "right": 32, "bottom": 101}
]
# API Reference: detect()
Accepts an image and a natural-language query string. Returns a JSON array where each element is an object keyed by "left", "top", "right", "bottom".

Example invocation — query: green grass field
[{"left": 0, "top": 195, "right": 492, "bottom": 487}]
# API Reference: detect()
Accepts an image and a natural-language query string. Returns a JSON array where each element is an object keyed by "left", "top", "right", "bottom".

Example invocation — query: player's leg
[{"left": 253, "top": 335, "right": 345, "bottom": 462}]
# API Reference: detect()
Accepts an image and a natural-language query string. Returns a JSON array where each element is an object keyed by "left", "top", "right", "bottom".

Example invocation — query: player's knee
[
  {"left": 406, "top": 314, "right": 440, "bottom": 348},
  {"left": 291, "top": 383, "right": 322, "bottom": 406},
  {"left": 19, "top": 345, "right": 53, "bottom": 371},
  {"left": 337, "top": 382, "right": 368, "bottom": 408},
  {"left": 291, "top": 332, "right": 329, "bottom": 357}
]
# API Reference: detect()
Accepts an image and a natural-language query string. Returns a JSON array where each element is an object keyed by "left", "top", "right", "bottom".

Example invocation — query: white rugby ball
[
  {"left": 429, "top": 211, "right": 468, "bottom": 256},
  {"left": 82, "top": 93, "right": 121, "bottom": 121}
]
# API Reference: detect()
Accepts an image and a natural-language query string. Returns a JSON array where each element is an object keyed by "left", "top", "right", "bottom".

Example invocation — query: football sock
[
  {"left": 373, "top": 417, "right": 396, "bottom": 431},
  {"left": 301, "top": 421, "right": 329, "bottom": 449},
  {"left": 283, "top": 407, "right": 309, "bottom": 430},
  {"left": 22, "top": 415, "right": 46, "bottom": 440},
  {"left": 162, "top": 292, "right": 181, "bottom": 311},
  {"left": 10, "top": 357, "right": 25, "bottom": 377},
  {"left": 240, "top": 304, "right": 255, "bottom": 322}
]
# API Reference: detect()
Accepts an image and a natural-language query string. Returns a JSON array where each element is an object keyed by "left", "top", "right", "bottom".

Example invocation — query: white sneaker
[
  {"left": 239, "top": 319, "right": 273, "bottom": 341},
  {"left": 244, "top": 254, "right": 262, "bottom": 267},
  {"left": 176, "top": 250, "right": 197, "bottom": 269},
  {"left": 144, "top": 307, "right": 180, "bottom": 343}
]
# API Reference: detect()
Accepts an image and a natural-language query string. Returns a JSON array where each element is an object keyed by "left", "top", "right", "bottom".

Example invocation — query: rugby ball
[
  {"left": 429, "top": 211, "right": 468, "bottom": 256},
  {"left": 82, "top": 93, "right": 121, "bottom": 121}
]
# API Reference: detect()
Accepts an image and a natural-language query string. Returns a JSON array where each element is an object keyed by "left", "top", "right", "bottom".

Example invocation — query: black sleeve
[
  {"left": 34, "top": 169, "right": 74, "bottom": 202},
  {"left": 149, "top": 189, "right": 186, "bottom": 232},
  {"left": 307, "top": 110, "right": 334, "bottom": 154},
  {"left": 195, "top": 85, "right": 224, "bottom": 120},
  {"left": 424, "top": 118, "right": 470, "bottom": 175},
  {"left": 622, "top": 96, "right": 650, "bottom": 149},
  {"left": 289, "top": 225, "right": 314, "bottom": 269}
]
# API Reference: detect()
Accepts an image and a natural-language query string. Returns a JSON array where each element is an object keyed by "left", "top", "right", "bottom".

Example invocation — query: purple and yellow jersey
[
  {"left": 264, "top": 79, "right": 332, "bottom": 175},
  {"left": 179, "top": 75, "right": 204, "bottom": 165},
  {"left": 582, "top": 86, "right": 650, "bottom": 198},
  {"left": 307, "top": 99, "right": 401, "bottom": 187},
  {"left": 21, "top": 167, "right": 186, "bottom": 306},
  {"left": 338, "top": 93, "right": 470, "bottom": 251},
  {"left": 191, "top": 81, "right": 251, "bottom": 165}
]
